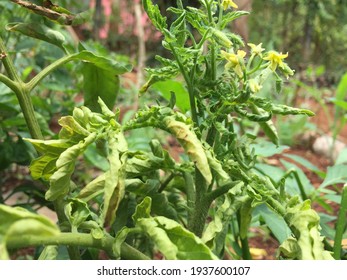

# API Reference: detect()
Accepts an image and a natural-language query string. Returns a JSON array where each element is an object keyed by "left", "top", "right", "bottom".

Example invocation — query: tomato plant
[{"left": 0, "top": 0, "right": 346, "bottom": 260}]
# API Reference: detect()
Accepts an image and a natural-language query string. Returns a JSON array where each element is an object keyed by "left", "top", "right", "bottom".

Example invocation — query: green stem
[
  {"left": 168, "top": 43, "right": 198, "bottom": 125},
  {"left": 158, "top": 172, "right": 175, "bottom": 193},
  {"left": 15, "top": 86, "right": 43, "bottom": 139},
  {"left": 188, "top": 170, "right": 209, "bottom": 237},
  {"left": 0, "top": 37, "right": 21, "bottom": 82},
  {"left": 334, "top": 185, "right": 347, "bottom": 260},
  {"left": 237, "top": 211, "right": 252, "bottom": 260},
  {"left": 26, "top": 53, "right": 76, "bottom": 92},
  {"left": 0, "top": 73, "right": 19, "bottom": 93},
  {"left": 184, "top": 171, "right": 195, "bottom": 223},
  {"left": 293, "top": 170, "right": 308, "bottom": 201},
  {"left": 53, "top": 198, "right": 81, "bottom": 259},
  {"left": 6, "top": 232, "right": 150, "bottom": 260},
  {"left": 265, "top": 196, "right": 286, "bottom": 217},
  {"left": 0, "top": 36, "right": 43, "bottom": 140},
  {"left": 206, "top": 180, "right": 241, "bottom": 203}
]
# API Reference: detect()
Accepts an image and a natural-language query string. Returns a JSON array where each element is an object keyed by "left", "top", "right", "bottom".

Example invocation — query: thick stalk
[
  {"left": 188, "top": 170, "right": 209, "bottom": 237},
  {"left": 14, "top": 86, "right": 43, "bottom": 140},
  {"left": 184, "top": 171, "right": 195, "bottom": 225},
  {"left": 6, "top": 232, "right": 150, "bottom": 260}
]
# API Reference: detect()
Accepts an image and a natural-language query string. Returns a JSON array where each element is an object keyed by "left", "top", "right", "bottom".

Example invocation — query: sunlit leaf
[
  {"left": 102, "top": 132, "right": 127, "bottom": 226},
  {"left": 47, "top": 132, "right": 97, "bottom": 200},
  {"left": 164, "top": 116, "right": 212, "bottom": 184},
  {"left": 138, "top": 216, "right": 218, "bottom": 260},
  {"left": 152, "top": 80, "right": 190, "bottom": 112},
  {"left": 0, "top": 205, "right": 59, "bottom": 260}
]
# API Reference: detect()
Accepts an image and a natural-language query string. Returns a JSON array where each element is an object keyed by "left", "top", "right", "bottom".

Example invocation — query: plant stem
[
  {"left": 188, "top": 170, "right": 209, "bottom": 237},
  {"left": 0, "top": 36, "right": 43, "bottom": 140},
  {"left": 7, "top": 232, "right": 150, "bottom": 260},
  {"left": 0, "top": 73, "right": 19, "bottom": 93},
  {"left": 26, "top": 53, "right": 76, "bottom": 92},
  {"left": 184, "top": 171, "right": 195, "bottom": 222},
  {"left": 0, "top": 37, "right": 21, "bottom": 82},
  {"left": 206, "top": 181, "right": 241, "bottom": 203},
  {"left": 158, "top": 172, "right": 175, "bottom": 193},
  {"left": 53, "top": 198, "right": 81, "bottom": 259},
  {"left": 236, "top": 210, "right": 252, "bottom": 260},
  {"left": 168, "top": 42, "right": 198, "bottom": 126},
  {"left": 333, "top": 185, "right": 347, "bottom": 260},
  {"left": 293, "top": 170, "right": 308, "bottom": 201}
]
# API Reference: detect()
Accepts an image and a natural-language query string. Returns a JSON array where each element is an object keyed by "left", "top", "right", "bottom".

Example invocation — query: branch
[
  {"left": 10, "top": 0, "right": 79, "bottom": 25},
  {"left": 7, "top": 232, "right": 151, "bottom": 260}
]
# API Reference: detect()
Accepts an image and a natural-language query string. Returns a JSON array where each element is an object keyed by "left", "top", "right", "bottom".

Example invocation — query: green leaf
[
  {"left": 206, "top": 149, "right": 231, "bottom": 186},
  {"left": 102, "top": 132, "right": 127, "bottom": 226},
  {"left": 331, "top": 99, "right": 347, "bottom": 110},
  {"left": 132, "top": 196, "right": 152, "bottom": 223},
  {"left": 137, "top": 216, "right": 218, "bottom": 260},
  {"left": 320, "top": 164, "right": 347, "bottom": 189},
  {"left": 6, "top": 22, "right": 66, "bottom": 50},
  {"left": 283, "top": 154, "right": 325, "bottom": 178},
  {"left": 255, "top": 204, "right": 291, "bottom": 243},
  {"left": 152, "top": 80, "right": 190, "bottom": 112},
  {"left": 255, "top": 163, "right": 284, "bottom": 183},
  {"left": 140, "top": 66, "right": 179, "bottom": 94},
  {"left": 58, "top": 116, "right": 90, "bottom": 138},
  {"left": 64, "top": 199, "right": 91, "bottom": 232},
  {"left": 38, "top": 246, "right": 58, "bottom": 260},
  {"left": 335, "top": 72, "right": 347, "bottom": 118},
  {"left": 24, "top": 139, "right": 71, "bottom": 155},
  {"left": 335, "top": 148, "right": 347, "bottom": 165},
  {"left": 251, "top": 141, "right": 288, "bottom": 157},
  {"left": 113, "top": 226, "right": 133, "bottom": 258},
  {"left": 169, "top": 9, "right": 186, "bottom": 46},
  {"left": 0, "top": 205, "right": 59, "bottom": 260},
  {"left": 220, "top": 11, "right": 250, "bottom": 29},
  {"left": 84, "top": 143, "right": 109, "bottom": 172},
  {"left": 70, "top": 51, "right": 132, "bottom": 75},
  {"left": 78, "top": 174, "right": 105, "bottom": 201},
  {"left": 47, "top": 132, "right": 97, "bottom": 200},
  {"left": 142, "top": 0, "right": 167, "bottom": 32},
  {"left": 281, "top": 160, "right": 315, "bottom": 197},
  {"left": 281, "top": 199, "right": 334, "bottom": 260},
  {"left": 202, "top": 183, "right": 246, "bottom": 255},
  {"left": 81, "top": 63, "right": 120, "bottom": 112}
]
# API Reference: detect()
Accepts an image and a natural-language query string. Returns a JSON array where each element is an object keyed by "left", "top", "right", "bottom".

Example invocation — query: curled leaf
[{"left": 164, "top": 116, "right": 212, "bottom": 184}]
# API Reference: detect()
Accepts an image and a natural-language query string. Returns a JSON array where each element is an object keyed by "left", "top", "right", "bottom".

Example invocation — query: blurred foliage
[{"left": 249, "top": 0, "right": 347, "bottom": 80}]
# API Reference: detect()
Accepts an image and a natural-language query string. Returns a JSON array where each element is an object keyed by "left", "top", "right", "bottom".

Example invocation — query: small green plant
[{"left": 1, "top": 0, "right": 345, "bottom": 260}]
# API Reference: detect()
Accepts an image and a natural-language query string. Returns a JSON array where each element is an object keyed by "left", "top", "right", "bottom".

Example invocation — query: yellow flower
[
  {"left": 263, "top": 51, "right": 288, "bottom": 71},
  {"left": 247, "top": 43, "right": 265, "bottom": 57},
  {"left": 222, "top": 0, "right": 238, "bottom": 10},
  {"left": 221, "top": 50, "right": 246, "bottom": 78}
]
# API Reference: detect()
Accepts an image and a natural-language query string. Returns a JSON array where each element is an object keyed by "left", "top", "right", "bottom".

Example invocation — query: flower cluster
[{"left": 221, "top": 43, "right": 294, "bottom": 93}]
